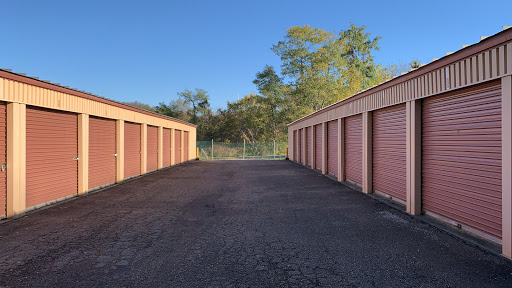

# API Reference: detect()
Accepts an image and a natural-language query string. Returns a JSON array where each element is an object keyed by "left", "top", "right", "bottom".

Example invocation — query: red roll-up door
[
  {"left": 373, "top": 104, "right": 407, "bottom": 201},
  {"left": 345, "top": 114, "right": 362, "bottom": 185},
  {"left": 163, "top": 128, "right": 171, "bottom": 167},
  {"left": 175, "top": 130, "right": 182, "bottom": 164},
  {"left": 89, "top": 116, "right": 116, "bottom": 190},
  {"left": 184, "top": 131, "right": 189, "bottom": 161},
  {"left": 306, "top": 127, "right": 312, "bottom": 167},
  {"left": 147, "top": 125, "right": 158, "bottom": 172},
  {"left": 124, "top": 122, "right": 141, "bottom": 179},
  {"left": 315, "top": 124, "right": 322, "bottom": 170},
  {"left": 298, "top": 129, "right": 302, "bottom": 164},
  {"left": 293, "top": 130, "right": 297, "bottom": 161},
  {"left": 26, "top": 107, "right": 78, "bottom": 208},
  {"left": 0, "top": 103, "right": 6, "bottom": 218},
  {"left": 327, "top": 120, "right": 338, "bottom": 177},
  {"left": 422, "top": 82, "right": 502, "bottom": 239}
]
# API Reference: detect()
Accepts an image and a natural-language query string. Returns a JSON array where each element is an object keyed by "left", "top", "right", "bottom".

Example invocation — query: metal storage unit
[
  {"left": 373, "top": 104, "right": 407, "bottom": 201},
  {"left": 124, "top": 122, "right": 141, "bottom": 178},
  {"left": 315, "top": 124, "right": 322, "bottom": 170},
  {"left": 327, "top": 120, "right": 338, "bottom": 176},
  {"left": 298, "top": 129, "right": 302, "bottom": 163},
  {"left": 422, "top": 82, "right": 502, "bottom": 239},
  {"left": 184, "top": 131, "right": 189, "bottom": 162},
  {"left": 306, "top": 127, "right": 312, "bottom": 167},
  {"left": 175, "top": 130, "right": 182, "bottom": 164},
  {"left": 163, "top": 128, "right": 171, "bottom": 167},
  {"left": 345, "top": 114, "right": 362, "bottom": 185},
  {"left": 26, "top": 107, "right": 78, "bottom": 208},
  {"left": 293, "top": 130, "right": 297, "bottom": 161},
  {"left": 0, "top": 103, "right": 6, "bottom": 217},
  {"left": 147, "top": 125, "right": 158, "bottom": 172},
  {"left": 88, "top": 117, "right": 116, "bottom": 190}
]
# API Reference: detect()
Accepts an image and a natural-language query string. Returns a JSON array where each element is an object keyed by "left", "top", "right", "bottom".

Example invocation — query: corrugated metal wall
[
  {"left": 175, "top": 130, "right": 182, "bottom": 164},
  {"left": 372, "top": 104, "right": 407, "bottom": 201},
  {"left": 306, "top": 127, "right": 312, "bottom": 167},
  {"left": 0, "top": 103, "right": 6, "bottom": 217},
  {"left": 147, "top": 125, "right": 158, "bottom": 172},
  {"left": 124, "top": 122, "right": 141, "bottom": 178},
  {"left": 163, "top": 128, "right": 171, "bottom": 167},
  {"left": 422, "top": 82, "right": 502, "bottom": 239},
  {"left": 184, "top": 131, "right": 189, "bottom": 162},
  {"left": 26, "top": 107, "right": 78, "bottom": 208},
  {"left": 327, "top": 120, "right": 338, "bottom": 176},
  {"left": 315, "top": 125, "right": 322, "bottom": 170},
  {"left": 88, "top": 117, "right": 116, "bottom": 190},
  {"left": 345, "top": 114, "right": 362, "bottom": 185}
]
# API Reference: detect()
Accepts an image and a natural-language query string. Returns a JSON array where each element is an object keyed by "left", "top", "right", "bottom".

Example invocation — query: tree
[
  {"left": 121, "top": 101, "right": 155, "bottom": 112},
  {"left": 177, "top": 88, "right": 210, "bottom": 125}
]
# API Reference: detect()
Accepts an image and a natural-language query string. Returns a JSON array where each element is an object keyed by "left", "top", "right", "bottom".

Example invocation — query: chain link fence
[{"left": 197, "top": 141, "right": 287, "bottom": 160}]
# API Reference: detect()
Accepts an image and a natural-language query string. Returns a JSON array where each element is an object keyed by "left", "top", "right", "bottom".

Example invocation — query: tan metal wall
[
  {"left": 0, "top": 103, "right": 5, "bottom": 217},
  {"left": 422, "top": 82, "right": 502, "bottom": 239},
  {"left": 327, "top": 120, "right": 338, "bottom": 176},
  {"left": 373, "top": 104, "right": 407, "bottom": 201},
  {"left": 124, "top": 122, "right": 141, "bottom": 178},
  {"left": 163, "top": 128, "right": 171, "bottom": 167},
  {"left": 88, "top": 116, "right": 116, "bottom": 190},
  {"left": 175, "top": 130, "right": 182, "bottom": 164},
  {"left": 26, "top": 107, "right": 78, "bottom": 208},
  {"left": 345, "top": 114, "right": 362, "bottom": 185},
  {"left": 147, "top": 125, "right": 158, "bottom": 172},
  {"left": 315, "top": 124, "right": 322, "bottom": 170}
]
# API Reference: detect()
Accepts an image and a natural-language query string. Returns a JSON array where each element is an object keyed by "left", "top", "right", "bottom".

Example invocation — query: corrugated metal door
[
  {"left": 422, "top": 82, "right": 502, "bottom": 239},
  {"left": 89, "top": 116, "right": 116, "bottom": 190},
  {"left": 373, "top": 104, "right": 407, "bottom": 201},
  {"left": 184, "top": 131, "right": 189, "bottom": 162},
  {"left": 345, "top": 114, "right": 362, "bottom": 185},
  {"left": 147, "top": 125, "right": 158, "bottom": 172},
  {"left": 327, "top": 120, "right": 338, "bottom": 176},
  {"left": 124, "top": 122, "right": 141, "bottom": 178},
  {"left": 163, "top": 128, "right": 171, "bottom": 167},
  {"left": 0, "top": 103, "right": 6, "bottom": 218},
  {"left": 298, "top": 129, "right": 302, "bottom": 163},
  {"left": 306, "top": 127, "right": 312, "bottom": 167},
  {"left": 175, "top": 130, "right": 182, "bottom": 164},
  {"left": 26, "top": 107, "right": 78, "bottom": 208},
  {"left": 315, "top": 124, "right": 322, "bottom": 170}
]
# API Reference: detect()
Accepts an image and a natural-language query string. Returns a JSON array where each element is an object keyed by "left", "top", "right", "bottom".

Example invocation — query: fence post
[
  {"left": 243, "top": 139, "right": 246, "bottom": 160},
  {"left": 211, "top": 139, "right": 213, "bottom": 160},
  {"left": 273, "top": 140, "right": 276, "bottom": 159}
]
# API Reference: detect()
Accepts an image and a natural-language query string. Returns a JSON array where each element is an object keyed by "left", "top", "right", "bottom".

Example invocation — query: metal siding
[
  {"left": 147, "top": 125, "right": 158, "bottom": 172},
  {"left": 175, "top": 130, "right": 182, "bottom": 164},
  {"left": 372, "top": 104, "right": 407, "bottom": 201},
  {"left": 26, "top": 107, "right": 78, "bottom": 208},
  {"left": 345, "top": 114, "right": 362, "bottom": 185},
  {"left": 315, "top": 124, "right": 322, "bottom": 170},
  {"left": 88, "top": 116, "right": 116, "bottom": 190},
  {"left": 163, "top": 128, "right": 171, "bottom": 167},
  {"left": 422, "top": 82, "right": 502, "bottom": 238},
  {"left": 124, "top": 122, "right": 141, "bottom": 178},
  {"left": 184, "top": 131, "right": 189, "bottom": 161},
  {"left": 327, "top": 120, "right": 338, "bottom": 176},
  {"left": 0, "top": 103, "right": 6, "bottom": 217},
  {"left": 306, "top": 127, "right": 312, "bottom": 167}
]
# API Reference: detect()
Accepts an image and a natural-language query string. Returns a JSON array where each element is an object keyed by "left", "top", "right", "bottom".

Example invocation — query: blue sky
[{"left": 1, "top": 0, "right": 510, "bottom": 110}]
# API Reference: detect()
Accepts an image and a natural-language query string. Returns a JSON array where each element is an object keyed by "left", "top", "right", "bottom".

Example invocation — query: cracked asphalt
[{"left": 0, "top": 160, "right": 512, "bottom": 287}]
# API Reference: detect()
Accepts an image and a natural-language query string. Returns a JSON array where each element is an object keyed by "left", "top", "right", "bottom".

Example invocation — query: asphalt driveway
[{"left": 0, "top": 160, "right": 511, "bottom": 287}]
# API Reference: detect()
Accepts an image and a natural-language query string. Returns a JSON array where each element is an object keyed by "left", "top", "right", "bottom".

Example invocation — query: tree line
[{"left": 124, "top": 24, "right": 419, "bottom": 143}]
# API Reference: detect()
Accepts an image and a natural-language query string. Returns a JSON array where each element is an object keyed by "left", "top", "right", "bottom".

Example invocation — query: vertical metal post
[
  {"left": 243, "top": 139, "right": 246, "bottom": 160},
  {"left": 273, "top": 140, "right": 276, "bottom": 159},
  {"left": 211, "top": 139, "right": 213, "bottom": 160}
]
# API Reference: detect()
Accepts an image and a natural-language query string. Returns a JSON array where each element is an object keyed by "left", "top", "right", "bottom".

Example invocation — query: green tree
[{"left": 177, "top": 88, "right": 210, "bottom": 125}]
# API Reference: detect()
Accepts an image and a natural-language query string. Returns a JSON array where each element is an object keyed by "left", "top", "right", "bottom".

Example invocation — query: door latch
[
  {"left": 73, "top": 157, "right": 79, "bottom": 161},
  {"left": 114, "top": 153, "right": 117, "bottom": 157},
  {"left": 0, "top": 163, "right": 6, "bottom": 172}
]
